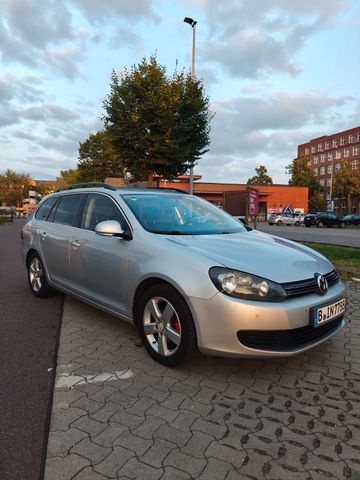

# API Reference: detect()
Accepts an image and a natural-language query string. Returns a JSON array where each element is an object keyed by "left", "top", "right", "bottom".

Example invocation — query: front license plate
[{"left": 312, "top": 298, "right": 346, "bottom": 327}]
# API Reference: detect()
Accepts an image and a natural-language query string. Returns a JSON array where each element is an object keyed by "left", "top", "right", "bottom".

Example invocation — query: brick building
[{"left": 297, "top": 126, "right": 360, "bottom": 214}]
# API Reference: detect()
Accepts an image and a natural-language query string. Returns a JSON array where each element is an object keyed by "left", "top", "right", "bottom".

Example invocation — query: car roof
[{"left": 54, "top": 182, "right": 188, "bottom": 195}]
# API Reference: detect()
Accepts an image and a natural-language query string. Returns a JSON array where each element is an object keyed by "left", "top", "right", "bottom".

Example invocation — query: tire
[
  {"left": 277, "top": 220, "right": 283, "bottom": 226},
  {"left": 305, "top": 224, "right": 311, "bottom": 228},
  {"left": 295, "top": 221, "right": 300, "bottom": 226},
  {"left": 137, "top": 283, "right": 197, "bottom": 367},
  {"left": 340, "top": 222, "right": 345, "bottom": 228},
  {"left": 27, "top": 252, "right": 56, "bottom": 298},
  {"left": 317, "top": 221, "right": 324, "bottom": 228}
]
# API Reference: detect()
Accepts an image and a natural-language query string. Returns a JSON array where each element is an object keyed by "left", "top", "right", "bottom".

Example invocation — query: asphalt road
[
  {"left": 254, "top": 223, "right": 360, "bottom": 247},
  {"left": 0, "top": 219, "right": 63, "bottom": 480}
]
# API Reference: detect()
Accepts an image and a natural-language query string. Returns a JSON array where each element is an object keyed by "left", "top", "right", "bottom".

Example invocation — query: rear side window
[
  {"left": 53, "top": 194, "right": 82, "bottom": 226},
  {"left": 35, "top": 197, "right": 59, "bottom": 221}
]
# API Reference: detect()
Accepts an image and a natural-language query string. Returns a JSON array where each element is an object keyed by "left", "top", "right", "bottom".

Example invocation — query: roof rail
[
  {"left": 145, "top": 187, "right": 189, "bottom": 194},
  {"left": 54, "top": 182, "right": 117, "bottom": 193}
]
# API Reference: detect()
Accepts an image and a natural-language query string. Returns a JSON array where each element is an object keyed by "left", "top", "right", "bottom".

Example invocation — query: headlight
[{"left": 209, "top": 267, "right": 286, "bottom": 302}]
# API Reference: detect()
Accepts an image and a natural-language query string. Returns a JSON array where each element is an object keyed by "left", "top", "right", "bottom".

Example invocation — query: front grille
[
  {"left": 282, "top": 270, "right": 339, "bottom": 298},
  {"left": 237, "top": 316, "right": 344, "bottom": 352}
]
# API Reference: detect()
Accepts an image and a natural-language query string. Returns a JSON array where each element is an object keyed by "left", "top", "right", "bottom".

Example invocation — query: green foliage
[
  {"left": 287, "top": 157, "right": 324, "bottom": 211},
  {"left": 333, "top": 162, "right": 360, "bottom": 214},
  {"left": 0, "top": 169, "right": 31, "bottom": 206},
  {"left": 247, "top": 165, "right": 273, "bottom": 185},
  {"left": 103, "top": 56, "right": 213, "bottom": 182},
  {"left": 78, "top": 130, "right": 124, "bottom": 182},
  {"left": 56, "top": 169, "right": 80, "bottom": 188}
]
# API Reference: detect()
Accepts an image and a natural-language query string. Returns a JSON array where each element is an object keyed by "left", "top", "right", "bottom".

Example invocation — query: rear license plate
[{"left": 312, "top": 298, "right": 346, "bottom": 327}]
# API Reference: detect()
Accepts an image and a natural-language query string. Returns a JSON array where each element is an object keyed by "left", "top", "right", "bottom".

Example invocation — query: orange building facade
[{"left": 158, "top": 178, "right": 308, "bottom": 220}]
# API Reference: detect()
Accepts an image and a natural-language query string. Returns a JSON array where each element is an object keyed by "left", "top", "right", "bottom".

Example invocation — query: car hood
[{"left": 164, "top": 229, "right": 333, "bottom": 283}]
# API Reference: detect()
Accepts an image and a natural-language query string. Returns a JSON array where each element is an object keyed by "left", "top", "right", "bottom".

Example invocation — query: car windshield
[{"left": 121, "top": 193, "right": 247, "bottom": 235}]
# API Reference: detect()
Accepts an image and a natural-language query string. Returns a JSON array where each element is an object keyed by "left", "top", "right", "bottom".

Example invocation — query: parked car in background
[
  {"left": 304, "top": 212, "right": 346, "bottom": 228},
  {"left": 268, "top": 213, "right": 302, "bottom": 226},
  {"left": 293, "top": 212, "right": 305, "bottom": 223},
  {"left": 342, "top": 214, "right": 360, "bottom": 226},
  {"left": 21, "top": 183, "right": 346, "bottom": 366}
]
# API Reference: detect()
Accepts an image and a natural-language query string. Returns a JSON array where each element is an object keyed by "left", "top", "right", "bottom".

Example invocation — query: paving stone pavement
[{"left": 45, "top": 282, "right": 360, "bottom": 480}]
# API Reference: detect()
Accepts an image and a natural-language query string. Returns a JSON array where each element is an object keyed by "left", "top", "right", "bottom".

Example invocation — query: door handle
[
  {"left": 40, "top": 231, "right": 47, "bottom": 240},
  {"left": 71, "top": 240, "right": 80, "bottom": 249}
]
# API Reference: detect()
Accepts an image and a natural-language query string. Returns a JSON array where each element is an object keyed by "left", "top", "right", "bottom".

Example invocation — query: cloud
[
  {"left": 70, "top": 0, "right": 160, "bottom": 24},
  {"left": 201, "top": 0, "right": 350, "bottom": 78}
]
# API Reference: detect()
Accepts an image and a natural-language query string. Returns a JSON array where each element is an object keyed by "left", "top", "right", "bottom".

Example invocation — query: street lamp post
[{"left": 183, "top": 17, "right": 197, "bottom": 194}]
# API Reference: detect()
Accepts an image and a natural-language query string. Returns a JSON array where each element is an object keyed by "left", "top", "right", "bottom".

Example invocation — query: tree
[
  {"left": 286, "top": 157, "right": 325, "bottom": 211},
  {"left": 103, "top": 56, "right": 212, "bottom": 185},
  {"left": 0, "top": 169, "right": 31, "bottom": 206},
  {"left": 78, "top": 130, "right": 124, "bottom": 182},
  {"left": 55, "top": 169, "right": 80, "bottom": 188},
  {"left": 333, "top": 163, "right": 360, "bottom": 214},
  {"left": 247, "top": 165, "right": 273, "bottom": 185}
]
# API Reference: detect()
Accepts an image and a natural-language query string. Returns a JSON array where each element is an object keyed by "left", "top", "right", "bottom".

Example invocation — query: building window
[
  {"left": 352, "top": 159, "right": 359, "bottom": 170},
  {"left": 321, "top": 154, "right": 326, "bottom": 162},
  {"left": 335, "top": 163, "right": 341, "bottom": 171},
  {"left": 314, "top": 167, "right": 318, "bottom": 176},
  {"left": 305, "top": 147, "right": 310, "bottom": 155},
  {"left": 318, "top": 143, "right": 323, "bottom": 152},
  {"left": 344, "top": 147, "right": 350, "bottom": 158},
  {"left": 332, "top": 138, "right": 338, "bottom": 148},
  {"left": 328, "top": 152, "right": 334, "bottom": 161},
  {"left": 327, "top": 165, "right": 332, "bottom": 174},
  {"left": 357, "top": 132, "right": 360, "bottom": 142},
  {"left": 340, "top": 136, "right": 346, "bottom": 145},
  {"left": 320, "top": 166, "right": 325, "bottom": 175},
  {"left": 325, "top": 141, "right": 330, "bottom": 150},
  {"left": 307, "top": 158, "right": 312, "bottom": 166},
  {"left": 349, "top": 134, "right": 355, "bottom": 143},
  {"left": 314, "top": 155, "right": 319, "bottom": 164},
  {"left": 353, "top": 146, "right": 359, "bottom": 156},
  {"left": 327, "top": 178, "right": 332, "bottom": 187},
  {"left": 311, "top": 145, "right": 316, "bottom": 153},
  {"left": 336, "top": 150, "right": 342, "bottom": 159},
  {"left": 320, "top": 179, "right": 325, "bottom": 187}
]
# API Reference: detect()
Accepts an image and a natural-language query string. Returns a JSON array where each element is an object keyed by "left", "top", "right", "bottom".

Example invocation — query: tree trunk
[
  {"left": 347, "top": 192, "right": 351, "bottom": 214},
  {"left": 147, "top": 173, "right": 153, "bottom": 188}
]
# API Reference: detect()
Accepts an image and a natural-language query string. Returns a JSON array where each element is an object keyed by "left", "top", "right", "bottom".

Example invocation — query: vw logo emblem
[{"left": 315, "top": 273, "right": 328, "bottom": 295}]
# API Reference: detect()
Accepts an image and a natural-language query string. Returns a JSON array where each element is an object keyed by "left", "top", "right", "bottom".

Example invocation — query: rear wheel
[
  {"left": 295, "top": 221, "right": 300, "bottom": 226},
  {"left": 317, "top": 221, "right": 324, "bottom": 228},
  {"left": 340, "top": 222, "right": 345, "bottom": 228},
  {"left": 137, "top": 284, "right": 197, "bottom": 367},
  {"left": 277, "top": 220, "right": 283, "bottom": 226},
  {"left": 27, "top": 252, "right": 56, "bottom": 298}
]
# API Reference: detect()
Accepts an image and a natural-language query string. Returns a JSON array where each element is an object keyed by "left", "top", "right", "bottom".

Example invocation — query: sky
[{"left": 0, "top": 0, "right": 359, "bottom": 184}]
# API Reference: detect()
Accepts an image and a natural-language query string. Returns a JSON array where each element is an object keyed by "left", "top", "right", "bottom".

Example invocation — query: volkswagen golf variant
[{"left": 21, "top": 183, "right": 347, "bottom": 366}]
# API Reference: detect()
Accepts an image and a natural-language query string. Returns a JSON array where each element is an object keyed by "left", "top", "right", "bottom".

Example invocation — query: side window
[
  {"left": 80, "top": 194, "right": 127, "bottom": 231},
  {"left": 53, "top": 194, "right": 82, "bottom": 226},
  {"left": 35, "top": 196, "right": 59, "bottom": 221}
]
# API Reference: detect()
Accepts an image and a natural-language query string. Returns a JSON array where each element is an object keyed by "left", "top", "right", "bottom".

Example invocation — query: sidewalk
[{"left": 45, "top": 283, "right": 360, "bottom": 480}]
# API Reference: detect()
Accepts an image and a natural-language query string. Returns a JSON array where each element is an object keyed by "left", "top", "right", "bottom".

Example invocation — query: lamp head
[{"left": 184, "top": 17, "right": 197, "bottom": 27}]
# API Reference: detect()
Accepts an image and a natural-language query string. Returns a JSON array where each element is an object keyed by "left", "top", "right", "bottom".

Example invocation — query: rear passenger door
[
  {"left": 68, "top": 193, "right": 133, "bottom": 316},
  {"left": 39, "top": 193, "right": 84, "bottom": 287}
]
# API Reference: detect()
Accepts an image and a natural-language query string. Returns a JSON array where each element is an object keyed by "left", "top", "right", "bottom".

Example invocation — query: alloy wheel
[
  {"left": 29, "top": 257, "right": 43, "bottom": 292},
  {"left": 143, "top": 296, "right": 181, "bottom": 357}
]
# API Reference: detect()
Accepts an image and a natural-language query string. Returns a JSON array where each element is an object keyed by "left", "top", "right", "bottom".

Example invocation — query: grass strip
[{"left": 301, "top": 242, "right": 360, "bottom": 276}]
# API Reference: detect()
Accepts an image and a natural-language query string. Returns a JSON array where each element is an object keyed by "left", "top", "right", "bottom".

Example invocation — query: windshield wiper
[{"left": 152, "top": 230, "right": 189, "bottom": 235}]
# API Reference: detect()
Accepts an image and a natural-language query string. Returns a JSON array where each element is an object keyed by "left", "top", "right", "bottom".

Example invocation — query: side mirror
[{"left": 95, "top": 220, "right": 132, "bottom": 240}]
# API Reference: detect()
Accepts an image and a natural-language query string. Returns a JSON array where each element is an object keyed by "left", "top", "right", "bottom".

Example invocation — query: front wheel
[
  {"left": 317, "top": 221, "right": 324, "bottom": 228},
  {"left": 27, "top": 252, "right": 56, "bottom": 298},
  {"left": 340, "top": 222, "right": 345, "bottom": 228},
  {"left": 137, "top": 284, "right": 197, "bottom": 367},
  {"left": 295, "top": 221, "right": 300, "bottom": 226},
  {"left": 277, "top": 220, "right": 283, "bottom": 226}
]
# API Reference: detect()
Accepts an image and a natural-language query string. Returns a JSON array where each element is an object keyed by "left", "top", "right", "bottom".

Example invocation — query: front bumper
[{"left": 190, "top": 280, "right": 346, "bottom": 357}]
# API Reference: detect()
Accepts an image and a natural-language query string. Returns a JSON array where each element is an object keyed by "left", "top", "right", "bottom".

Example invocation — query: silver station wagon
[{"left": 21, "top": 183, "right": 347, "bottom": 366}]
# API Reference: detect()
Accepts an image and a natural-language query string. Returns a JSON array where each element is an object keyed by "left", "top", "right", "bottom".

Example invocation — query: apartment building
[{"left": 297, "top": 126, "right": 360, "bottom": 213}]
